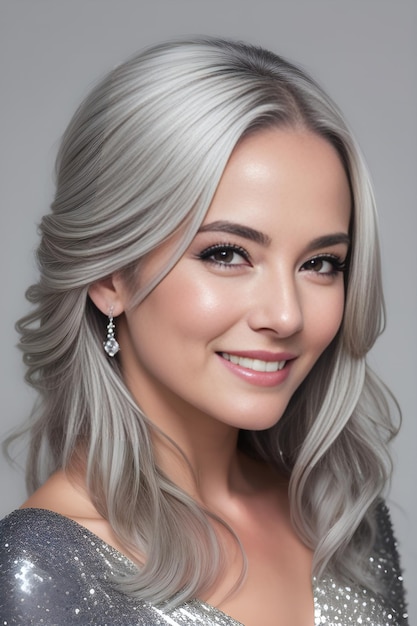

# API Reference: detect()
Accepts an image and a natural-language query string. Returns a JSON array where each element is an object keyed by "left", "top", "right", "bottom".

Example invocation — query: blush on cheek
[
  {"left": 179, "top": 280, "right": 233, "bottom": 314},
  {"left": 311, "top": 297, "right": 344, "bottom": 349}
]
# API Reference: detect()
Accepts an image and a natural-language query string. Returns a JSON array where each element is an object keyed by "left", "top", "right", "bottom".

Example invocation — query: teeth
[{"left": 221, "top": 353, "right": 286, "bottom": 372}]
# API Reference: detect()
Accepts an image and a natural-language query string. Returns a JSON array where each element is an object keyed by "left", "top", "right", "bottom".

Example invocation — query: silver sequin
[{"left": 0, "top": 504, "right": 408, "bottom": 625}]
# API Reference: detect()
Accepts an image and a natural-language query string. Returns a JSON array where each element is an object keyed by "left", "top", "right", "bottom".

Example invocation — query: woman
[{"left": 0, "top": 37, "right": 408, "bottom": 625}]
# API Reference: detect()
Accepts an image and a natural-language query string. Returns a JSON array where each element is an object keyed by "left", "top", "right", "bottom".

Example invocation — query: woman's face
[{"left": 117, "top": 128, "right": 351, "bottom": 434}]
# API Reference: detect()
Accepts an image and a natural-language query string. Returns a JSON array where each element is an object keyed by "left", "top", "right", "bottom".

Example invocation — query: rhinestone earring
[{"left": 103, "top": 308, "right": 120, "bottom": 357}]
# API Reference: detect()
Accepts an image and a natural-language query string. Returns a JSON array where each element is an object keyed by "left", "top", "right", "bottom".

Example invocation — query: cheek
[
  {"left": 130, "top": 273, "right": 238, "bottom": 348},
  {"left": 306, "top": 286, "right": 345, "bottom": 350}
]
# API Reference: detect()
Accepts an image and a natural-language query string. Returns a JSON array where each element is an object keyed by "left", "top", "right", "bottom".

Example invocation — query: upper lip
[{"left": 217, "top": 350, "right": 297, "bottom": 362}]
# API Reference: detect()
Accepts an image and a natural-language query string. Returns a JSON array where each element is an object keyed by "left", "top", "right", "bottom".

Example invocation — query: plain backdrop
[{"left": 1, "top": 0, "right": 416, "bottom": 622}]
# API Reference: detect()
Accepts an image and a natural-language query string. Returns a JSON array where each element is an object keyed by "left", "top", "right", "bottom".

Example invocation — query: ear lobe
[{"left": 88, "top": 275, "right": 125, "bottom": 317}]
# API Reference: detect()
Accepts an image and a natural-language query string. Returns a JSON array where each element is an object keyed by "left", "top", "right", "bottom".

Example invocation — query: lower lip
[{"left": 217, "top": 354, "right": 292, "bottom": 387}]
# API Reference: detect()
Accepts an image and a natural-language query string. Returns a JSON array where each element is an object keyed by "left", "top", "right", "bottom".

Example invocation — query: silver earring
[{"left": 103, "top": 308, "right": 120, "bottom": 357}]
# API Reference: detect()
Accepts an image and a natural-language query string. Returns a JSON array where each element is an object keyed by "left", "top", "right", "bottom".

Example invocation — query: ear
[{"left": 88, "top": 274, "right": 126, "bottom": 317}]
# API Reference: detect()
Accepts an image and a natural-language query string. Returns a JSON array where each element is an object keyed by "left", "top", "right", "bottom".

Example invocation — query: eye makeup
[{"left": 197, "top": 242, "right": 251, "bottom": 268}]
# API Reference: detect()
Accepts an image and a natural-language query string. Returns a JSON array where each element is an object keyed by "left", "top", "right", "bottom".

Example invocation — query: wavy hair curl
[{"left": 9, "top": 37, "right": 398, "bottom": 604}]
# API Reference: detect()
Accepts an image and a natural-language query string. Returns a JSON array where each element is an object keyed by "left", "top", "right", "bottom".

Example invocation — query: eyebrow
[
  {"left": 197, "top": 220, "right": 350, "bottom": 250},
  {"left": 306, "top": 233, "right": 351, "bottom": 251},
  {"left": 197, "top": 221, "right": 271, "bottom": 246}
]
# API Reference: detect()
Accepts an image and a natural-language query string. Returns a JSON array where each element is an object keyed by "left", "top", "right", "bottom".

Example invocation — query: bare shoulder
[
  {"left": 21, "top": 470, "right": 126, "bottom": 554},
  {"left": 22, "top": 470, "right": 90, "bottom": 514}
]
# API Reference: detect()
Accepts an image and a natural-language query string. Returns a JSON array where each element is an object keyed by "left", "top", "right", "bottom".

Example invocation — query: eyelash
[
  {"left": 197, "top": 243, "right": 251, "bottom": 268},
  {"left": 300, "top": 254, "right": 347, "bottom": 276},
  {"left": 197, "top": 243, "right": 347, "bottom": 275}
]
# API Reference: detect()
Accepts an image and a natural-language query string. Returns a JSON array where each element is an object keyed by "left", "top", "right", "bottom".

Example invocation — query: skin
[{"left": 23, "top": 127, "right": 352, "bottom": 626}]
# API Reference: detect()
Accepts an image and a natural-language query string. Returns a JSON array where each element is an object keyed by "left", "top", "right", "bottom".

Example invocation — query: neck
[
  {"left": 149, "top": 405, "right": 245, "bottom": 504},
  {"left": 119, "top": 355, "right": 276, "bottom": 507}
]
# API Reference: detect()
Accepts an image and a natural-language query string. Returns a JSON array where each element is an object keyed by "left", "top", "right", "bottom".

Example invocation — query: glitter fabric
[{"left": 0, "top": 504, "right": 408, "bottom": 625}]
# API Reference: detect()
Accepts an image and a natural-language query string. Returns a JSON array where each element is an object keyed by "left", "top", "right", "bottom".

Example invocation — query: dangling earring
[{"left": 103, "top": 308, "right": 120, "bottom": 357}]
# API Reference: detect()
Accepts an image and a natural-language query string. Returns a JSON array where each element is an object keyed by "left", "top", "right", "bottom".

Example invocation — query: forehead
[{"left": 203, "top": 128, "right": 351, "bottom": 238}]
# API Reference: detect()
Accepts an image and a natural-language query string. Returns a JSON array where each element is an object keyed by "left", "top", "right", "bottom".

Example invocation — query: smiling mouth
[{"left": 220, "top": 352, "right": 286, "bottom": 372}]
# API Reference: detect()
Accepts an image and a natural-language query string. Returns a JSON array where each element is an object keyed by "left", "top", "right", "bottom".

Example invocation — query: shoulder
[
  {"left": 373, "top": 500, "right": 404, "bottom": 573},
  {"left": 372, "top": 500, "right": 409, "bottom": 624},
  {"left": 1, "top": 508, "right": 78, "bottom": 570},
  {"left": 0, "top": 509, "right": 75, "bottom": 623},
  {"left": 0, "top": 509, "right": 212, "bottom": 625},
  {"left": 19, "top": 470, "right": 132, "bottom": 555},
  {"left": 0, "top": 509, "right": 93, "bottom": 621},
  {"left": 0, "top": 507, "right": 102, "bottom": 573},
  {"left": 0, "top": 508, "right": 135, "bottom": 625}
]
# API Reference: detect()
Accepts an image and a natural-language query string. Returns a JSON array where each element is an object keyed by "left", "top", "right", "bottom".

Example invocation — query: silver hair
[{"left": 8, "top": 36, "right": 398, "bottom": 605}]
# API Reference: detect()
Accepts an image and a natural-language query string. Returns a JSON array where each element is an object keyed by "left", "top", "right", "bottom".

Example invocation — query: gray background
[{"left": 1, "top": 0, "right": 416, "bottom": 621}]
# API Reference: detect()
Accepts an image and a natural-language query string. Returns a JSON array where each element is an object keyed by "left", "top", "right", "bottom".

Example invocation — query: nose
[{"left": 247, "top": 270, "right": 304, "bottom": 338}]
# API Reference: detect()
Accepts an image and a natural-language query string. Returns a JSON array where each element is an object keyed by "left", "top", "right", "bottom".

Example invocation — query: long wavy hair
[{"left": 8, "top": 36, "right": 398, "bottom": 604}]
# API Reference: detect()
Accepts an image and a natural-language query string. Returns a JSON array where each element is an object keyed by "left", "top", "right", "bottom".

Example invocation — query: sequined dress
[{"left": 0, "top": 505, "right": 408, "bottom": 625}]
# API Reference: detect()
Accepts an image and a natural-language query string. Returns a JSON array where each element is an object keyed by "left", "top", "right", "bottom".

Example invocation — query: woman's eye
[
  {"left": 301, "top": 256, "right": 346, "bottom": 275},
  {"left": 198, "top": 244, "right": 250, "bottom": 267}
]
